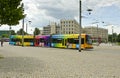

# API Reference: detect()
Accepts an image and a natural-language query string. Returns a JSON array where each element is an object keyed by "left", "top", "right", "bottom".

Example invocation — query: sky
[{"left": 0, "top": 0, "right": 120, "bottom": 34}]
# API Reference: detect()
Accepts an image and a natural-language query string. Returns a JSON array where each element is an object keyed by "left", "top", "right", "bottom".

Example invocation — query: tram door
[{"left": 62, "top": 39, "right": 67, "bottom": 48}]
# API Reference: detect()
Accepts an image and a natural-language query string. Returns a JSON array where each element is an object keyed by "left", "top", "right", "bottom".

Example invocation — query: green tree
[
  {"left": 117, "top": 34, "right": 120, "bottom": 42},
  {"left": 112, "top": 33, "right": 117, "bottom": 42},
  {"left": 33, "top": 28, "right": 40, "bottom": 35},
  {"left": 108, "top": 33, "right": 118, "bottom": 43},
  {"left": 16, "top": 28, "right": 27, "bottom": 35},
  {"left": 108, "top": 34, "right": 112, "bottom": 42},
  {"left": 1, "top": 34, "right": 9, "bottom": 38},
  {"left": 0, "top": 0, "right": 25, "bottom": 26},
  {"left": 11, "top": 30, "right": 16, "bottom": 35}
]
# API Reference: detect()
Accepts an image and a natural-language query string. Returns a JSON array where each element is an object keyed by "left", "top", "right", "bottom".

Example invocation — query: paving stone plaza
[{"left": 0, "top": 42, "right": 120, "bottom": 78}]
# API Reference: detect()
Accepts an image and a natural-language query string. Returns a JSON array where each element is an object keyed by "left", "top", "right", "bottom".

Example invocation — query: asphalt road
[{"left": 0, "top": 42, "right": 120, "bottom": 78}]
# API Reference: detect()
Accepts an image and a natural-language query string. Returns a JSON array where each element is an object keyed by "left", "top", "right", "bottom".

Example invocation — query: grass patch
[
  {"left": 0, "top": 54, "right": 4, "bottom": 59},
  {"left": 117, "top": 42, "right": 120, "bottom": 46}
]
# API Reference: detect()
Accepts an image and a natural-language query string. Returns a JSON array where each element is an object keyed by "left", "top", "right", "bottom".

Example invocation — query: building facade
[
  {"left": 60, "top": 19, "right": 80, "bottom": 34},
  {"left": 39, "top": 30, "right": 43, "bottom": 35},
  {"left": 43, "top": 25, "right": 51, "bottom": 35},
  {"left": 83, "top": 26, "right": 108, "bottom": 42},
  {"left": 43, "top": 22, "right": 60, "bottom": 35},
  {"left": 42, "top": 19, "right": 82, "bottom": 35},
  {"left": 50, "top": 22, "right": 60, "bottom": 34},
  {"left": 42, "top": 20, "right": 108, "bottom": 42}
]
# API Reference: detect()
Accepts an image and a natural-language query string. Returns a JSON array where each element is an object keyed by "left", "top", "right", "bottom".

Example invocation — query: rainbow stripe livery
[
  {"left": 9, "top": 34, "right": 93, "bottom": 49},
  {"left": 9, "top": 35, "right": 34, "bottom": 46}
]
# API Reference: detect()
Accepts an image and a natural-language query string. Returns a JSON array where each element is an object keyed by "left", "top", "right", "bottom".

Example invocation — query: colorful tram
[
  {"left": 9, "top": 35, "right": 34, "bottom": 46},
  {"left": 9, "top": 34, "right": 93, "bottom": 49},
  {"left": 35, "top": 35, "right": 51, "bottom": 47},
  {"left": 51, "top": 34, "right": 93, "bottom": 49}
]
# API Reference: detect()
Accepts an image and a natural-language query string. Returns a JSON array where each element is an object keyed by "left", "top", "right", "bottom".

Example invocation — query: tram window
[
  {"left": 68, "top": 38, "right": 84, "bottom": 44},
  {"left": 40, "top": 38, "right": 45, "bottom": 42},
  {"left": 74, "top": 38, "right": 84, "bottom": 44},
  {"left": 11, "top": 38, "right": 20, "bottom": 42},
  {"left": 11, "top": 39, "right": 15, "bottom": 42},
  {"left": 74, "top": 39, "right": 79, "bottom": 44},
  {"left": 68, "top": 38, "right": 79, "bottom": 44},
  {"left": 52, "top": 38, "right": 62, "bottom": 43},
  {"left": 86, "top": 35, "right": 92, "bottom": 44},
  {"left": 24, "top": 38, "right": 34, "bottom": 42},
  {"left": 81, "top": 38, "right": 84, "bottom": 44},
  {"left": 68, "top": 38, "right": 74, "bottom": 43}
]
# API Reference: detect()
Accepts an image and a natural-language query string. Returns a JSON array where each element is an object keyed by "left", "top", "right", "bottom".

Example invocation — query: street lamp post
[
  {"left": 102, "top": 22, "right": 114, "bottom": 46},
  {"left": 22, "top": 3, "right": 25, "bottom": 47},
  {"left": 33, "top": 28, "right": 36, "bottom": 46},
  {"left": 87, "top": 9, "right": 93, "bottom": 15},
  {"left": 9, "top": 26, "right": 11, "bottom": 37},
  {"left": 79, "top": 0, "right": 82, "bottom": 52},
  {"left": 22, "top": 16, "right": 25, "bottom": 47},
  {"left": 91, "top": 21, "right": 99, "bottom": 46},
  {"left": 97, "top": 24, "right": 99, "bottom": 46},
  {"left": 112, "top": 25, "right": 113, "bottom": 46},
  {"left": 28, "top": 21, "right": 32, "bottom": 32},
  {"left": 26, "top": 23, "right": 27, "bottom": 34},
  {"left": 78, "top": 0, "right": 92, "bottom": 52}
]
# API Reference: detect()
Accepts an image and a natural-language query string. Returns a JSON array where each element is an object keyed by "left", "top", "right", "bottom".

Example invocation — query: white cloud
[
  {"left": 0, "top": 25, "right": 10, "bottom": 31},
  {"left": 1, "top": 0, "right": 120, "bottom": 34},
  {"left": 84, "top": 0, "right": 120, "bottom": 9},
  {"left": 21, "top": 0, "right": 81, "bottom": 33},
  {"left": 104, "top": 25, "right": 120, "bottom": 34}
]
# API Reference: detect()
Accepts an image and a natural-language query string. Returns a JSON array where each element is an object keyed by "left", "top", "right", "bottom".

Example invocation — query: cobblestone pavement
[{"left": 0, "top": 42, "right": 120, "bottom": 78}]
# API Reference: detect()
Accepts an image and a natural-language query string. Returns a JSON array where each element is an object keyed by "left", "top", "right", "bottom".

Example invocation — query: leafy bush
[{"left": 0, "top": 55, "right": 4, "bottom": 59}]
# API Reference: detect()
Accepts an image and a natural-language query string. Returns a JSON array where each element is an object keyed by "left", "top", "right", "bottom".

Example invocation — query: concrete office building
[
  {"left": 43, "top": 22, "right": 60, "bottom": 35},
  {"left": 42, "top": 19, "right": 81, "bottom": 35},
  {"left": 42, "top": 20, "right": 108, "bottom": 42},
  {"left": 56, "top": 24, "right": 61, "bottom": 34},
  {"left": 60, "top": 19, "right": 80, "bottom": 34},
  {"left": 43, "top": 25, "right": 51, "bottom": 35},
  {"left": 50, "top": 22, "right": 60, "bottom": 34},
  {"left": 83, "top": 26, "right": 108, "bottom": 42},
  {"left": 39, "top": 30, "right": 43, "bottom": 35}
]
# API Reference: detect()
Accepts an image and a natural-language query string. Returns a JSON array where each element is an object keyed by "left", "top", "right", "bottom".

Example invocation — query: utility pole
[
  {"left": 22, "top": 3, "right": 25, "bottom": 47},
  {"left": 9, "top": 26, "right": 11, "bottom": 37},
  {"left": 26, "top": 23, "right": 27, "bottom": 34},
  {"left": 97, "top": 24, "right": 99, "bottom": 46},
  {"left": 112, "top": 26, "right": 113, "bottom": 46},
  {"left": 79, "top": 0, "right": 82, "bottom": 52},
  {"left": 22, "top": 16, "right": 25, "bottom": 47}
]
